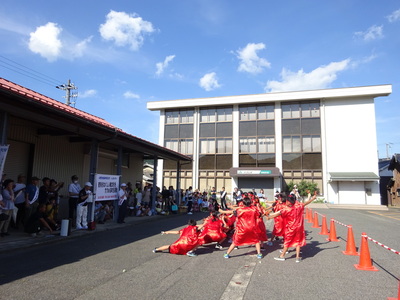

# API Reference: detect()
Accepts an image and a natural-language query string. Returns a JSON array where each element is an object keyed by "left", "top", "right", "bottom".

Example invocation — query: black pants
[
  {"left": 68, "top": 197, "right": 78, "bottom": 219},
  {"left": 187, "top": 200, "right": 193, "bottom": 213},
  {"left": 220, "top": 198, "right": 227, "bottom": 210},
  {"left": 118, "top": 201, "right": 127, "bottom": 223},
  {"left": 15, "top": 202, "right": 26, "bottom": 228}
]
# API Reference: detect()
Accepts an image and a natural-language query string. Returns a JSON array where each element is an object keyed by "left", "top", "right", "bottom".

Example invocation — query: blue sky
[{"left": 0, "top": 1, "right": 399, "bottom": 159}]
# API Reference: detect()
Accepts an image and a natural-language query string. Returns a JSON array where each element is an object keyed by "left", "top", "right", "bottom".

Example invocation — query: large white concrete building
[{"left": 147, "top": 85, "right": 392, "bottom": 205}]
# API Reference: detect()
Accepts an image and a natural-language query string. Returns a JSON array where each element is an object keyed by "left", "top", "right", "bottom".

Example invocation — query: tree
[{"left": 286, "top": 180, "right": 319, "bottom": 197}]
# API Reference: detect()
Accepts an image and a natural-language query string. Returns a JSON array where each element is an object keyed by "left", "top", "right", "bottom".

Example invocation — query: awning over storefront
[
  {"left": 329, "top": 172, "right": 379, "bottom": 182},
  {"left": 230, "top": 167, "right": 280, "bottom": 177}
]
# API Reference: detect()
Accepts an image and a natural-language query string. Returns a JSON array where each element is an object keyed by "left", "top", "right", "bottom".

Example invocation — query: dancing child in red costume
[{"left": 267, "top": 191, "right": 318, "bottom": 262}]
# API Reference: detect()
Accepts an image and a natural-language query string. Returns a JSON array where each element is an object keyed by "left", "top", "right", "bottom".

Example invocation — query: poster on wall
[
  {"left": 0, "top": 145, "right": 10, "bottom": 177},
  {"left": 94, "top": 174, "right": 120, "bottom": 201}
]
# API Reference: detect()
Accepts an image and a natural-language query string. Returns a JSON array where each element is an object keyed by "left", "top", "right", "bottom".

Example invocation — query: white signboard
[
  {"left": 94, "top": 174, "right": 120, "bottom": 201},
  {"left": 0, "top": 145, "right": 9, "bottom": 177},
  {"left": 237, "top": 170, "right": 272, "bottom": 175}
]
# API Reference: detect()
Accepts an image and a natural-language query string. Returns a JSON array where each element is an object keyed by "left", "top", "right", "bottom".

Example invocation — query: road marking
[
  {"left": 220, "top": 257, "right": 258, "bottom": 300},
  {"left": 368, "top": 211, "right": 400, "bottom": 221}
]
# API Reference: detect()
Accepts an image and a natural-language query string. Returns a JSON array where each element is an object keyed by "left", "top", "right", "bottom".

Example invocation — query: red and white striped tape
[
  {"left": 363, "top": 234, "right": 400, "bottom": 256},
  {"left": 332, "top": 219, "right": 350, "bottom": 228}
]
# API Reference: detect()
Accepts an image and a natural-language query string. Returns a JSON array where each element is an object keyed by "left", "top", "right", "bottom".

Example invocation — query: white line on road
[{"left": 220, "top": 256, "right": 258, "bottom": 300}]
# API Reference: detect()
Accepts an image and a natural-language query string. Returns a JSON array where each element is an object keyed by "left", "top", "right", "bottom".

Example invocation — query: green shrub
[{"left": 286, "top": 180, "right": 319, "bottom": 196}]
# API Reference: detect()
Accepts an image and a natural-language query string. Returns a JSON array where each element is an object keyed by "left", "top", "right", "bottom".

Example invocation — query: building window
[
  {"left": 164, "top": 109, "right": 194, "bottom": 156},
  {"left": 258, "top": 137, "right": 275, "bottom": 153},
  {"left": 165, "top": 139, "right": 193, "bottom": 155},
  {"left": 282, "top": 101, "right": 319, "bottom": 119},
  {"left": 217, "top": 107, "right": 233, "bottom": 122},
  {"left": 200, "top": 139, "right": 216, "bottom": 154},
  {"left": 239, "top": 104, "right": 274, "bottom": 121},
  {"left": 200, "top": 108, "right": 216, "bottom": 123},
  {"left": 216, "top": 138, "right": 233, "bottom": 153},
  {"left": 282, "top": 101, "right": 322, "bottom": 191},
  {"left": 165, "top": 111, "right": 179, "bottom": 124},
  {"left": 165, "top": 109, "right": 193, "bottom": 124},
  {"left": 240, "top": 137, "right": 257, "bottom": 153},
  {"left": 239, "top": 104, "right": 275, "bottom": 167}
]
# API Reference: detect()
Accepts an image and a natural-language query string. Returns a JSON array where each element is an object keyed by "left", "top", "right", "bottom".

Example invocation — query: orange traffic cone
[
  {"left": 318, "top": 215, "right": 329, "bottom": 235},
  {"left": 312, "top": 212, "right": 320, "bottom": 228},
  {"left": 307, "top": 208, "right": 313, "bottom": 223},
  {"left": 354, "top": 233, "right": 378, "bottom": 271},
  {"left": 342, "top": 225, "right": 359, "bottom": 256},
  {"left": 388, "top": 280, "right": 400, "bottom": 300},
  {"left": 326, "top": 218, "right": 340, "bottom": 242}
]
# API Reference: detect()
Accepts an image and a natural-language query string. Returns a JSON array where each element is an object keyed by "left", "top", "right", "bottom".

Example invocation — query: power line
[{"left": 0, "top": 54, "right": 63, "bottom": 87}]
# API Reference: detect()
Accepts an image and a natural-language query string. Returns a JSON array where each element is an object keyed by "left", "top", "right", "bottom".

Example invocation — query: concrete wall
[{"left": 323, "top": 96, "right": 380, "bottom": 205}]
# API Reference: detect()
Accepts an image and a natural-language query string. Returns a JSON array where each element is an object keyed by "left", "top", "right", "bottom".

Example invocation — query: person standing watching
[
  {"left": 68, "top": 175, "right": 81, "bottom": 222},
  {"left": 76, "top": 182, "right": 92, "bottom": 230},
  {"left": 220, "top": 187, "right": 227, "bottom": 210},
  {"left": 118, "top": 183, "right": 128, "bottom": 223},
  {"left": 25, "top": 176, "right": 40, "bottom": 223},
  {"left": 0, "top": 179, "right": 15, "bottom": 237},
  {"left": 13, "top": 174, "right": 26, "bottom": 229}
]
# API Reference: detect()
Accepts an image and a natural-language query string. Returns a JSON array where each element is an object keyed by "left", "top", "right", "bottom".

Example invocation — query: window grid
[
  {"left": 239, "top": 104, "right": 274, "bottom": 120},
  {"left": 200, "top": 107, "right": 233, "bottom": 123},
  {"left": 165, "top": 109, "right": 194, "bottom": 124},
  {"left": 282, "top": 101, "right": 320, "bottom": 119}
]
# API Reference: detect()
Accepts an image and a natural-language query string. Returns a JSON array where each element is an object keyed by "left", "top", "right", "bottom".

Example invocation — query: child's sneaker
[
  {"left": 215, "top": 243, "right": 223, "bottom": 250},
  {"left": 223, "top": 253, "right": 230, "bottom": 259},
  {"left": 257, "top": 253, "right": 263, "bottom": 259},
  {"left": 152, "top": 248, "right": 157, "bottom": 253},
  {"left": 186, "top": 251, "right": 197, "bottom": 257},
  {"left": 274, "top": 256, "right": 285, "bottom": 261},
  {"left": 295, "top": 257, "right": 302, "bottom": 263}
]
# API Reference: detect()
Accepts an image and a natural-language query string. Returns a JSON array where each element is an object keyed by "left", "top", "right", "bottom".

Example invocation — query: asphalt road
[{"left": 0, "top": 208, "right": 399, "bottom": 300}]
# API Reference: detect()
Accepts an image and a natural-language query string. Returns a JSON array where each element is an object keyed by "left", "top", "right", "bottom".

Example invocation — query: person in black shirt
[{"left": 24, "top": 204, "right": 54, "bottom": 237}]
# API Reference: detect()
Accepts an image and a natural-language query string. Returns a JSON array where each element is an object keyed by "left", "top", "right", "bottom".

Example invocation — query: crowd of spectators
[{"left": 0, "top": 171, "right": 273, "bottom": 239}]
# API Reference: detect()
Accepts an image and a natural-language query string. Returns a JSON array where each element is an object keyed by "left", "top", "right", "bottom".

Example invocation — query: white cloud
[
  {"left": 71, "top": 36, "right": 93, "bottom": 58},
  {"left": 28, "top": 22, "right": 63, "bottom": 62},
  {"left": 155, "top": 55, "right": 175, "bottom": 76},
  {"left": 265, "top": 59, "right": 350, "bottom": 92},
  {"left": 236, "top": 43, "right": 271, "bottom": 74},
  {"left": 354, "top": 25, "right": 384, "bottom": 41},
  {"left": 79, "top": 89, "right": 97, "bottom": 98},
  {"left": 199, "top": 72, "right": 221, "bottom": 91},
  {"left": 0, "top": 15, "right": 31, "bottom": 35},
  {"left": 99, "top": 10, "right": 155, "bottom": 51},
  {"left": 123, "top": 91, "right": 140, "bottom": 99},
  {"left": 387, "top": 9, "right": 400, "bottom": 23}
]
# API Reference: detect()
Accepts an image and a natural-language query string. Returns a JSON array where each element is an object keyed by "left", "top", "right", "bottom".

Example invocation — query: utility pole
[
  {"left": 386, "top": 143, "right": 393, "bottom": 159},
  {"left": 56, "top": 79, "right": 78, "bottom": 106}
]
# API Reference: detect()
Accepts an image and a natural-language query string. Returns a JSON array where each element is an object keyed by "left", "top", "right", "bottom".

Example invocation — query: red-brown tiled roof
[{"left": 0, "top": 77, "right": 191, "bottom": 160}]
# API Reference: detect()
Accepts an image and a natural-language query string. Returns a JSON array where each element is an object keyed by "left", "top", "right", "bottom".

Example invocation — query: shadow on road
[{"left": 0, "top": 214, "right": 206, "bottom": 285}]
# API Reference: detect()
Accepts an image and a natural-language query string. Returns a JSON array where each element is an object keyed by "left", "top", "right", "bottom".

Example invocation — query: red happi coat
[
  {"left": 254, "top": 204, "right": 268, "bottom": 241},
  {"left": 223, "top": 214, "right": 236, "bottom": 233},
  {"left": 198, "top": 218, "right": 227, "bottom": 245},
  {"left": 272, "top": 201, "right": 286, "bottom": 237},
  {"left": 280, "top": 202, "right": 306, "bottom": 248},
  {"left": 169, "top": 225, "right": 200, "bottom": 255},
  {"left": 233, "top": 206, "right": 262, "bottom": 246}
]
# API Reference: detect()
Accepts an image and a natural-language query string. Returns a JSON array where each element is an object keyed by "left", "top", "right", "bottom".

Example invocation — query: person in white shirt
[
  {"left": 117, "top": 183, "right": 128, "bottom": 223},
  {"left": 76, "top": 182, "right": 92, "bottom": 230},
  {"left": 13, "top": 174, "right": 26, "bottom": 229},
  {"left": 68, "top": 175, "right": 81, "bottom": 220}
]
